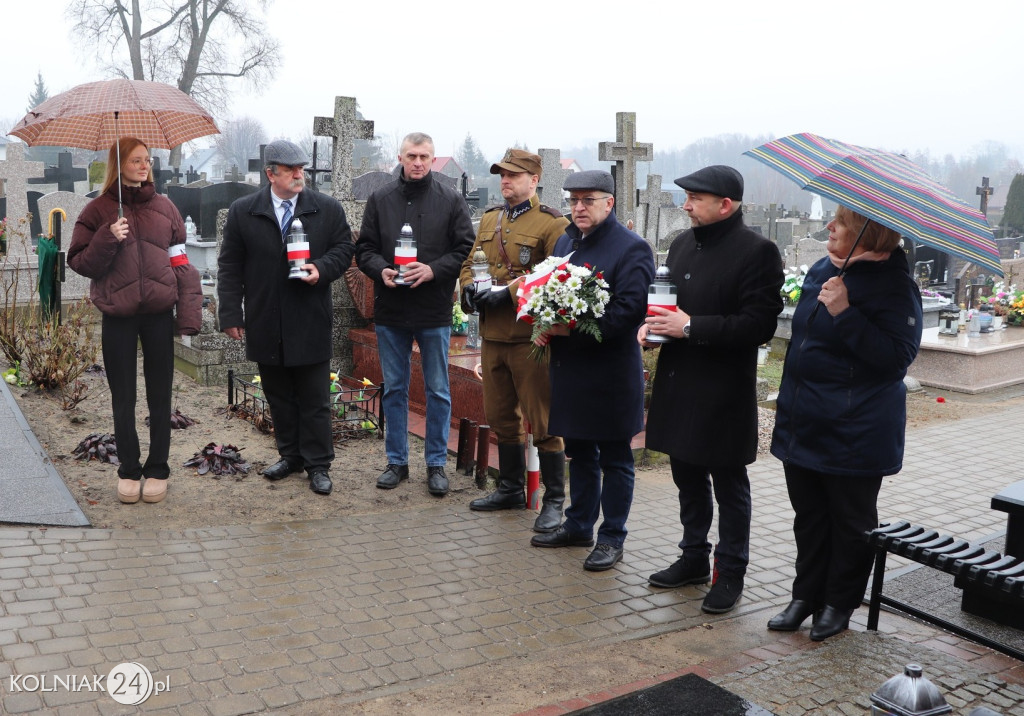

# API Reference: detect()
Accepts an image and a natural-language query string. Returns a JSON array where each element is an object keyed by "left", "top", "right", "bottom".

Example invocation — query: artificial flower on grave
[
  {"left": 984, "top": 281, "right": 1021, "bottom": 317},
  {"left": 781, "top": 265, "right": 808, "bottom": 305},
  {"left": 516, "top": 254, "right": 610, "bottom": 361},
  {"left": 452, "top": 303, "right": 468, "bottom": 333}
]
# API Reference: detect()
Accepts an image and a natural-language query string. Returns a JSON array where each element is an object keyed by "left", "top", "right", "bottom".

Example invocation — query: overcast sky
[{"left": 3, "top": 0, "right": 1023, "bottom": 164}]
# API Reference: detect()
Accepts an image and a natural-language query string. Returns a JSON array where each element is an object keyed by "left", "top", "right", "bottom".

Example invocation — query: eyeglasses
[
  {"left": 567, "top": 196, "right": 610, "bottom": 207},
  {"left": 126, "top": 157, "right": 153, "bottom": 167}
]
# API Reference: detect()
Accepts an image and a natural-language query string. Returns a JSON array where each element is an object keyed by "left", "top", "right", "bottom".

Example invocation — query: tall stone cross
[
  {"left": 977, "top": 176, "right": 994, "bottom": 217},
  {"left": 537, "top": 148, "right": 570, "bottom": 209},
  {"left": 27, "top": 151, "right": 87, "bottom": 193},
  {"left": 636, "top": 174, "right": 672, "bottom": 249},
  {"left": 313, "top": 96, "right": 374, "bottom": 202},
  {"left": 0, "top": 143, "right": 45, "bottom": 228},
  {"left": 247, "top": 144, "right": 268, "bottom": 188},
  {"left": 598, "top": 112, "right": 653, "bottom": 227}
]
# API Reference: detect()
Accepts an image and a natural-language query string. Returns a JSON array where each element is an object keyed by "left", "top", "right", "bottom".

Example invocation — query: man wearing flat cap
[
  {"left": 640, "top": 164, "right": 783, "bottom": 612},
  {"left": 530, "top": 170, "right": 654, "bottom": 572},
  {"left": 458, "top": 149, "right": 569, "bottom": 532},
  {"left": 218, "top": 139, "right": 354, "bottom": 497}
]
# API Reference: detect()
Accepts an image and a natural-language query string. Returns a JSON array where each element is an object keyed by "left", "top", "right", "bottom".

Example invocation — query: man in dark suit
[{"left": 217, "top": 139, "right": 354, "bottom": 496}]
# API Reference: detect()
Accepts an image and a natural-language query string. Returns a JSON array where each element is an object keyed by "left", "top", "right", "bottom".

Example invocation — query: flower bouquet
[
  {"left": 516, "top": 254, "right": 610, "bottom": 360},
  {"left": 781, "top": 265, "right": 808, "bottom": 306}
]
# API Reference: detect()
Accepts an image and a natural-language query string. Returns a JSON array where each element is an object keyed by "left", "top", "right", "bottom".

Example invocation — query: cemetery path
[{"left": 1, "top": 355, "right": 1019, "bottom": 531}]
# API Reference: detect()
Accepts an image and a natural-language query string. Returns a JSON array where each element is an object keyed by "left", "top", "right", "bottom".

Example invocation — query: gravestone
[
  {"left": 352, "top": 171, "right": 396, "bottom": 201},
  {"left": 313, "top": 96, "right": 374, "bottom": 224},
  {"left": 636, "top": 174, "right": 673, "bottom": 249},
  {"left": 247, "top": 144, "right": 269, "bottom": 188},
  {"left": 537, "top": 148, "right": 570, "bottom": 209},
  {"left": 977, "top": 176, "right": 994, "bottom": 217},
  {"left": 167, "top": 186, "right": 203, "bottom": 236},
  {"left": 197, "top": 181, "right": 258, "bottom": 239},
  {"left": 167, "top": 165, "right": 184, "bottom": 187},
  {"left": 36, "top": 191, "right": 92, "bottom": 302},
  {"left": 598, "top": 112, "right": 653, "bottom": 227},
  {"left": 0, "top": 144, "right": 45, "bottom": 254},
  {"left": 225, "top": 165, "right": 243, "bottom": 183},
  {"left": 151, "top": 156, "right": 173, "bottom": 194},
  {"left": 185, "top": 166, "right": 200, "bottom": 184},
  {"left": 27, "top": 152, "right": 87, "bottom": 194},
  {"left": 785, "top": 236, "right": 828, "bottom": 268}
]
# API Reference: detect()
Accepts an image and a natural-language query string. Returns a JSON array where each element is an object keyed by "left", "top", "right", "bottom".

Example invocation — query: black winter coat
[
  {"left": 355, "top": 171, "right": 475, "bottom": 328},
  {"left": 644, "top": 210, "right": 783, "bottom": 466},
  {"left": 217, "top": 186, "right": 353, "bottom": 366},
  {"left": 770, "top": 249, "right": 922, "bottom": 477},
  {"left": 548, "top": 212, "right": 654, "bottom": 441}
]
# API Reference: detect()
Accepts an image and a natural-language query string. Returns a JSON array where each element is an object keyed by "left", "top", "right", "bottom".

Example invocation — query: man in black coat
[
  {"left": 640, "top": 165, "right": 783, "bottom": 613},
  {"left": 218, "top": 140, "right": 354, "bottom": 496}
]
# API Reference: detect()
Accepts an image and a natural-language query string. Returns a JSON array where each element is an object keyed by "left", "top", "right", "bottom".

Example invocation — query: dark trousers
[
  {"left": 562, "top": 438, "right": 635, "bottom": 548},
  {"left": 102, "top": 311, "right": 174, "bottom": 480},
  {"left": 784, "top": 463, "right": 883, "bottom": 610},
  {"left": 258, "top": 360, "right": 333, "bottom": 472},
  {"left": 670, "top": 459, "right": 751, "bottom": 578}
]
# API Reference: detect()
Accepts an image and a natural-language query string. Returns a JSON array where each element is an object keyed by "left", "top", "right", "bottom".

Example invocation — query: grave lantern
[
  {"left": 466, "top": 247, "right": 491, "bottom": 350},
  {"left": 286, "top": 218, "right": 311, "bottom": 280},
  {"left": 394, "top": 223, "right": 417, "bottom": 285},
  {"left": 646, "top": 264, "right": 677, "bottom": 344},
  {"left": 869, "top": 664, "right": 951, "bottom": 716},
  {"left": 938, "top": 307, "right": 959, "bottom": 335}
]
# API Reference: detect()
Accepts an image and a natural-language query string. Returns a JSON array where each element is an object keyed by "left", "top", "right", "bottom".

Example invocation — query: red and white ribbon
[{"left": 168, "top": 244, "right": 189, "bottom": 267}]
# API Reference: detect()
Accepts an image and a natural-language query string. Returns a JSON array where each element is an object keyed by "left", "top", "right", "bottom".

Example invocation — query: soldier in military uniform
[{"left": 459, "top": 149, "right": 569, "bottom": 533}]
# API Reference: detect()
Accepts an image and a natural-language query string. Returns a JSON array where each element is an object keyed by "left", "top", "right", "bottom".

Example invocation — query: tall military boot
[
  {"left": 469, "top": 443, "right": 526, "bottom": 511},
  {"left": 533, "top": 450, "right": 566, "bottom": 533}
]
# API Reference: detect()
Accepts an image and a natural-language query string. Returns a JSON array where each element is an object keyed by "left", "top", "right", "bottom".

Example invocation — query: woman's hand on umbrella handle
[
  {"left": 818, "top": 276, "right": 850, "bottom": 316},
  {"left": 110, "top": 217, "right": 129, "bottom": 242}
]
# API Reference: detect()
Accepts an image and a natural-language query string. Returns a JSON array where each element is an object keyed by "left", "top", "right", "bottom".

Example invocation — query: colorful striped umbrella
[
  {"left": 8, "top": 79, "right": 218, "bottom": 151},
  {"left": 745, "top": 133, "right": 1002, "bottom": 276}
]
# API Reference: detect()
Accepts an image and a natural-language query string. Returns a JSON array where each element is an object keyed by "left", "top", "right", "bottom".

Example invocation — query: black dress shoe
[
  {"left": 584, "top": 543, "right": 623, "bottom": 571},
  {"left": 809, "top": 605, "right": 853, "bottom": 641},
  {"left": 530, "top": 526, "right": 594, "bottom": 548},
  {"left": 376, "top": 464, "right": 409, "bottom": 489},
  {"left": 767, "top": 600, "right": 819, "bottom": 631},
  {"left": 309, "top": 470, "right": 333, "bottom": 495},
  {"left": 427, "top": 466, "right": 449, "bottom": 496},
  {"left": 262, "top": 458, "right": 302, "bottom": 481}
]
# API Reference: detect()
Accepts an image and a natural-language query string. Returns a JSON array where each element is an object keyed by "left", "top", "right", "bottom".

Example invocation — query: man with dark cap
[
  {"left": 356, "top": 132, "right": 475, "bottom": 497},
  {"left": 530, "top": 170, "right": 654, "bottom": 571},
  {"left": 639, "top": 165, "right": 783, "bottom": 613},
  {"left": 218, "top": 139, "right": 355, "bottom": 496},
  {"left": 459, "top": 149, "right": 570, "bottom": 531}
]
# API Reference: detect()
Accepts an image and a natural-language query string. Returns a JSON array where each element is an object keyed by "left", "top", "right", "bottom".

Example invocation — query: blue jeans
[
  {"left": 562, "top": 438, "right": 635, "bottom": 548},
  {"left": 375, "top": 324, "right": 451, "bottom": 467},
  {"left": 670, "top": 459, "right": 752, "bottom": 577}
]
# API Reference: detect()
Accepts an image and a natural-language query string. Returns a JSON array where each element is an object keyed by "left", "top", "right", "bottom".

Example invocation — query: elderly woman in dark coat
[
  {"left": 769, "top": 205, "right": 922, "bottom": 640},
  {"left": 529, "top": 170, "right": 655, "bottom": 573}
]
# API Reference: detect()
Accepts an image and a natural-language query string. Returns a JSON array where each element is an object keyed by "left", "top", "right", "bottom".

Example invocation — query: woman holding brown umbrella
[{"left": 69, "top": 137, "right": 201, "bottom": 505}]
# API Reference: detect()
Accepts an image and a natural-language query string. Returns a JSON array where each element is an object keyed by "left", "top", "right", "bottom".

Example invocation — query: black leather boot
[
  {"left": 533, "top": 451, "right": 566, "bottom": 533},
  {"left": 470, "top": 443, "right": 526, "bottom": 511},
  {"left": 767, "top": 600, "right": 819, "bottom": 631}
]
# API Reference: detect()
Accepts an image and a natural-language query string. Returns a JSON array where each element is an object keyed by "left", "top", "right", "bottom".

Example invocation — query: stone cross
[
  {"left": 168, "top": 165, "right": 184, "bottom": 186},
  {"left": 0, "top": 143, "right": 45, "bottom": 225},
  {"left": 537, "top": 148, "right": 570, "bottom": 209},
  {"left": 247, "top": 144, "right": 268, "bottom": 188},
  {"left": 977, "top": 176, "right": 994, "bottom": 217},
  {"left": 186, "top": 165, "right": 200, "bottom": 184},
  {"left": 636, "top": 174, "right": 672, "bottom": 248},
  {"left": 27, "top": 151, "right": 87, "bottom": 193},
  {"left": 151, "top": 156, "right": 173, "bottom": 194},
  {"left": 225, "top": 165, "right": 243, "bottom": 183},
  {"left": 313, "top": 96, "right": 374, "bottom": 202},
  {"left": 598, "top": 112, "right": 653, "bottom": 226}
]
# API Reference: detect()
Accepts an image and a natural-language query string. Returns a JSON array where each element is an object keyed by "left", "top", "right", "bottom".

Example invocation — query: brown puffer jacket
[{"left": 69, "top": 182, "right": 200, "bottom": 333}]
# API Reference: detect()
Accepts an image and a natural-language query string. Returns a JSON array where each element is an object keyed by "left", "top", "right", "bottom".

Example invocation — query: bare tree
[
  {"left": 67, "top": 0, "right": 280, "bottom": 165},
  {"left": 213, "top": 117, "right": 268, "bottom": 177}
]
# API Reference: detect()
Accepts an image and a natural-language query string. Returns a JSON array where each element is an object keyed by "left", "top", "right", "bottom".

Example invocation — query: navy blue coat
[
  {"left": 770, "top": 249, "right": 922, "bottom": 477},
  {"left": 644, "top": 210, "right": 784, "bottom": 465},
  {"left": 547, "top": 212, "right": 655, "bottom": 441}
]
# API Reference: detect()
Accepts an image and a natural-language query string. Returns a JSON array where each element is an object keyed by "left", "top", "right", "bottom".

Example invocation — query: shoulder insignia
[{"left": 539, "top": 204, "right": 563, "bottom": 218}]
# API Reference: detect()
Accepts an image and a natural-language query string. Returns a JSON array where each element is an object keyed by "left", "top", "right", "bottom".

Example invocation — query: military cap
[
  {"left": 563, "top": 170, "right": 614, "bottom": 194},
  {"left": 490, "top": 148, "right": 543, "bottom": 177},
  {"left": 264, "top": 139, "right": 308, "bottom": 167},
  {"left": 673, "top": 165, "right": 743, "bottom": 201}
]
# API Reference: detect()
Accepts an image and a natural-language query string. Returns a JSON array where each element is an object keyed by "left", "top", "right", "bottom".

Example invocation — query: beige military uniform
[{"left": 458, "top": 195, "right": 568, "bottom": 449}]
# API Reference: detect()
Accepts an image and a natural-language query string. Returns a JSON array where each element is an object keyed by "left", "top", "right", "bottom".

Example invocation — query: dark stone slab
[{"left": 568, "top": 673, "right": 774, "bottom": 716}]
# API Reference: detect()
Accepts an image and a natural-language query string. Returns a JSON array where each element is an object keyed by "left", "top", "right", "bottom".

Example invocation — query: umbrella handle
[
  {"left": 808, "top": 219, "right": 871, "bottom": 322},
  {"left": 114, "top": 111, "right": 123, "bottom": 219}
]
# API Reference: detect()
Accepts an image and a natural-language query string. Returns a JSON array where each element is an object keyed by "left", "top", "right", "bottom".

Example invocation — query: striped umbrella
[
  {"left": 745, "top": 133, "right": 1002, "bottom": 276},
  {"left": 8, "top": 78, "right": 218, "bottom": 150}
]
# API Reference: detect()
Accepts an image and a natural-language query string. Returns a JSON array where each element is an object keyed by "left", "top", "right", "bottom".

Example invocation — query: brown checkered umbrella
[{"left": 8, "top": 78, "right": 219, "bottom": 150}]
